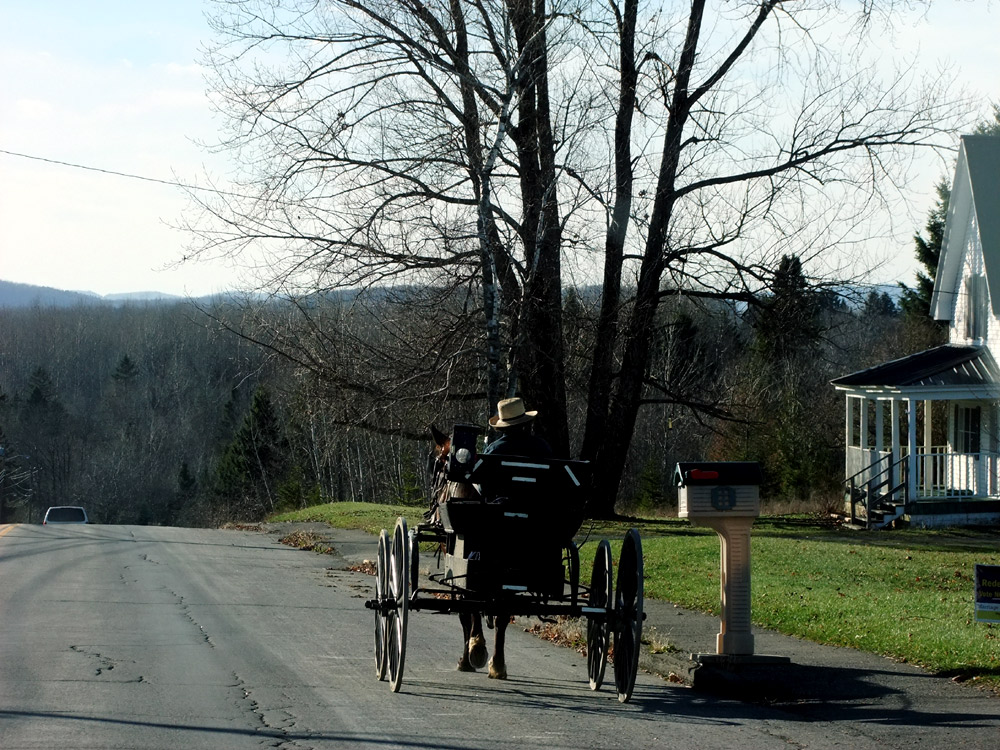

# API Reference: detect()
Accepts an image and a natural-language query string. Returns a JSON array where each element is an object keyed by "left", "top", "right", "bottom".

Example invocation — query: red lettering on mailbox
[{"left": 690, "top": 469, "right": 719, "bottom": 480}]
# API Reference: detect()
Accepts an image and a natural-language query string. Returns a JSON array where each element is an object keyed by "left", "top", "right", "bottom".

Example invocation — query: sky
[
  {"left": 0, "top": 0, "right": 236, "bottom": 297},
  {"left": 1, "top": 1, "right": 999, "bottom": 298}
]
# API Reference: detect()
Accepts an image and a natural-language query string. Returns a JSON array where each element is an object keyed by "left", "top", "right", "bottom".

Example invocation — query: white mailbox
[
  {"left": 675, "top": 461, "right": 763, "bottom": 657},
  {"left": 675, "top": 462, "right": 762, "bottom": 518}
]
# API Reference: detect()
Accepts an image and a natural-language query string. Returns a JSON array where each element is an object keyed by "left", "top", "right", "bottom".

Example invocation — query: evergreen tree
[
  {"left": 668, "top": 312, "right": 700, "bottom": 381},
  {"left": 752, "top": 255, "right": 821, "bottom": 365},
  {"left": 736, "top": 255, "right": 837, "bottom": 499},
  {"left": 863, "top": 290, "right": 899, "bottom": 318},
  {"left": 212, "top": 387, "right": 288, "bottom": 520},
  {"left": 217, "top": 387, "right": 242, "bottom": 445},
  {"left": 26, "top": 367, "right": 59, "bottom": 406},
  {"left": 171, "top": 461, "right": 198, "bottom": 524},
  {"left": 0, "top": 390, "right": 22, "bottom": 523},
  {"left": 899, "top": 179, "right": 949, "bottom": 324},
  {"left": 817, "top": 289, "right": 849, "bottom": 313},
  {"left": 18, "top": 367, "right": 70, "bottom": 519},
  {"left": 112, "top": 354, "right": 139, "bottom": 383},
  {"left": 972, "top": 104, "right": 1000, "bottom": 136}
]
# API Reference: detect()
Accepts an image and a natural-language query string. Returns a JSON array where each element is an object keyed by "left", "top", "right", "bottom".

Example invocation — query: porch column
[
  {"left": 875, "top": 400, "right": 885, "bottom": 452},
  {"left": 891, "top": 399, "right": 901, "bottom": 488},
  {"left": 923, "top": 400, "right": 933, "bottom": 451},
  {"left": 860, "top": 397, "right": 869, "bottom": 455},
  {"left": 907, "top": 398, "right": 918, "bottom": 500},
  {"left": 992, "top": 406, "right": 999, "bottom": 496},
  {"left": 845, "top": 396, "right": 855, "bottom": 476},
  {"left": 923, "top": 399, "right": 933, "bottom": 494}
]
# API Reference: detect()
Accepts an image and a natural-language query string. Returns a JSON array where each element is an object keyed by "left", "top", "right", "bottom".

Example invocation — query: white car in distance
[{"left": 42, "top": 506, "right": 89, "bottom": 525}]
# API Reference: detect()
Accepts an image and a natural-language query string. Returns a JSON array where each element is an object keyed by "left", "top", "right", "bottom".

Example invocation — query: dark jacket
[{"left": 482, "top": 427, "right": 553, "bottom": 458}]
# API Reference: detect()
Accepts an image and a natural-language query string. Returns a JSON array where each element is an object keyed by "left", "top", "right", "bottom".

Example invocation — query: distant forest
[{"left": 0, "top": 278, "right": 936, "bottom": 526}]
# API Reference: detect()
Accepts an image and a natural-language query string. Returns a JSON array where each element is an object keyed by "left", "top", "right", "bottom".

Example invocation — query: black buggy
[{"left": 365, "top": 424, "right": 645, "bottom": 702}]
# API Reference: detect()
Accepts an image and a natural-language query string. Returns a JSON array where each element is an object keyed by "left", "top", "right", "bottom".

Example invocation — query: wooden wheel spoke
[
  {"left": 612, "top": 529, "right": 644, "bottom": 703},
  {"left": 587, "top": 539, "right": 612, "bottom": 691},
  {"left": 374, "top": 529, "right": 390, "bottom": 681},
  {"left": 388, "top": 517, "right": 409, "bottom": 693}
]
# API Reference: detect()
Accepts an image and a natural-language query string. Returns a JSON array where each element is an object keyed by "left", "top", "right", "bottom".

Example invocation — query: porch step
[{"left": 868, "top": 501, "right": 905, "bottom": 530}]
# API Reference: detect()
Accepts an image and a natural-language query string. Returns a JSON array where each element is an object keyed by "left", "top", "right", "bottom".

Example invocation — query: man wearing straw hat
[{"left": 483, "top": 397, "right": 553, "bottom": 458}]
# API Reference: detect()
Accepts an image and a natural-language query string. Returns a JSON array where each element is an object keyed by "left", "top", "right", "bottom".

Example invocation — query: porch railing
[
  {"left": 910, "top": 451, "right": 1000, "bottom": 500},
  {"left": 845, "top": 446, "right": 892, "bottom": 483},
  {"left": 845, "top": 447, "right": 1000, "bottom": 519},
  {"left": 844, "top": 453, "right": 907, "bottom": 528}
]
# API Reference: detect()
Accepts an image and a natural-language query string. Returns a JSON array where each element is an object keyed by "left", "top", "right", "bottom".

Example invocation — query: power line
[
  {"left": 0, "top": 147, "right": 246, "bottom": 198},
  {"left": 0, "top": 149, "right": 941, "bottom": 297}
]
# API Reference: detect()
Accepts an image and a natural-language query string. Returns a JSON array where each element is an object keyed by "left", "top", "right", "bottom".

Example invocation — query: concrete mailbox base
[
  {"left": 692, "top": 516, "right": 756, "bottom": 656},
  {"left": 690, "top": 653, "right": 793, "bottom": 695},
  {"left": 693, "top": 653, "right": 792, "bottom": 667}
]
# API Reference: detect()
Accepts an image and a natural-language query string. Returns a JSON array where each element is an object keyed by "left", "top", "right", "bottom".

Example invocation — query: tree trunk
[
  {"left": 582, "top": 0, "right": 638, "bottom": 465},
  {"left": 589, "top": 0, "right": 706, "bottom": 517},
  {"left": 507, "top": 0, "right": 568, "bottom": 455}
]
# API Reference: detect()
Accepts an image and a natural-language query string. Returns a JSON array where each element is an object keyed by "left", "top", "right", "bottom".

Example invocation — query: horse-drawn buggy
[{"left": 365, "top": 423, "right": 645, "bottom": 703}]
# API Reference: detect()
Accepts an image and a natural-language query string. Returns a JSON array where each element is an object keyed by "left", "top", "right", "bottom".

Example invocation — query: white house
[{"left": 832, "top": 135, "right": 1000, "bottom": 529}]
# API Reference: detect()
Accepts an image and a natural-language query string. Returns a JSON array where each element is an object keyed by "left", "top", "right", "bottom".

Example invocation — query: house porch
[{"left": 832, "top": 344, "right": 1000, "bottom": 529}]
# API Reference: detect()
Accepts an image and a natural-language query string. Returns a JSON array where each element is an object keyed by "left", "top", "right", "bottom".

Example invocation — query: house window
[
  {"left": 964, "top": 274, "right": 988, "bottom": 340},
  {"left": 955, "top": 405, "right": 981, "bottom": 454}
]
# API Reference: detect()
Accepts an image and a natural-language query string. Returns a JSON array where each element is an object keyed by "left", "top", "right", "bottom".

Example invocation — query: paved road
[{"left": 1, "top": 522, "right": 997, "bottom": 749}]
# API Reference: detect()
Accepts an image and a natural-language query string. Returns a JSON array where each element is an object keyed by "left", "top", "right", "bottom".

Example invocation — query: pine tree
[
  {"left": 863, "top": 290, "right": 899, "bottom": 318},
  {"left": 739, "top": 255, "right": 836, "bottom": 499},
  {"left": 212, "top": 387, "right": 288, "bottom": 520},
  {"left": 18, "top": 367, "right": 70, "bottom": 519},
  {"left": 0, "top": 395, "right": 12, "bottom": 523},
  {"left": 667, "top": 311, "right": 701, "bottom": 385},
  {"left": 752, "top": 255, "right": 821, "bottom": 365},
  {"left": 112, "top": 354, "right": 139, "bottom": 383},
  {"left": 26, "top": 367, "right": 58, "bottom": 406},
  {"left": 899, "top": 179, "right": 949, "bottom": 323},
  {"left": 171, "top": 461, "right": 198, "bottom": 524}
]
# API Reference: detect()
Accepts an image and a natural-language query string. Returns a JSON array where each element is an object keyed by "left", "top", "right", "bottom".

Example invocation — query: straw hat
[{"left": 489, "top": 397, "right": 538, "bottom": 428}]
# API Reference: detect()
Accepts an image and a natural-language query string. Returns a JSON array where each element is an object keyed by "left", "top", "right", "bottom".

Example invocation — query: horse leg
[
  {"left": 488, "top": 614, "right": 508, "bottom": 680},
  {"left": 467, "top": 613, "right": 488, "bottom": 669},
  {"left": 458, "top": 612, "right": 488, "bottom": 671},
  {"left": 457, "top": 612, "right": 476, "bottom": 671}
]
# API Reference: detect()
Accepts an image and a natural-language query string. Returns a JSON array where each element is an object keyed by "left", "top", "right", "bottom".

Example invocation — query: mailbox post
[{"left": 675, "top": 462, "right": 762, "bottom": 657}]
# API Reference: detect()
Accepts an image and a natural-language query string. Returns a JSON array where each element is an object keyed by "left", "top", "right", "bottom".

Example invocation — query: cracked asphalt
[{"left": 0, "top": 522, "right": 997, "bottom": 750}]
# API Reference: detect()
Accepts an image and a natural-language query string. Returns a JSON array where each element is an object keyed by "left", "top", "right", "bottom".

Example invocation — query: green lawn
[{"left": 271, "top": 503, "right": 1000, "bottom": 690}]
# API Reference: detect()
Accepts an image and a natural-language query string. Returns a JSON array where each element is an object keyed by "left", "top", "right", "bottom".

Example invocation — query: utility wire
[
  {"left": 1, "top": 149, "right": 929, "bottom": 297},
  {"left": 0, "top": 147, "right": 247, "bottom": 198}
]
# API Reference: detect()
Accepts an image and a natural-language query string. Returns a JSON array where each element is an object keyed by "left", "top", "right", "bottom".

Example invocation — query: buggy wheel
[
  {"left": 587, "top": 539, "right": 612, "bottom": 691},
  {"left": 374, "top": 529, "right": 390, "bottom": 681},
  {"left": 387, "top": 517, "right": 410, "bottom": 693},
  {"left": 613, "top": 529, "right": 644, "bottom": 703}
]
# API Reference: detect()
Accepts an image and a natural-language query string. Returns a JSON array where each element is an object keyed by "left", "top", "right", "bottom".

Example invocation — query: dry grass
[
  {"left": 521, "top": 616, "right": 587, "bottom": 654},
  {"left": 278, "top": 530, "right": 336, "bottom": 555},
  {"left": 759, "top": 491, "right": 842, "bottom": 518},
  {"left": 642, "top": 625, "right": 680, "bottom": 655}
]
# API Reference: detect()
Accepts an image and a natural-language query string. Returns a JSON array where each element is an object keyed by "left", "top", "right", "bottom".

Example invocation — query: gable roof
[
  {"left": 930, "top": 135, "right": 1000, "bottom": 320},
  {"left": 831, "top": 344, "right": 1000, "bottom": 392}
]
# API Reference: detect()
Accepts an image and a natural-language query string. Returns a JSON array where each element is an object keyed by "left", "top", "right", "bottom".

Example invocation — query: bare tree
[{"left": 191, "top": 0, "right": 970, "bottom": 515}]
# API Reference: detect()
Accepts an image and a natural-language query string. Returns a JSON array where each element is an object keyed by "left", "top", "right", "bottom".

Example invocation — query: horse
[{"left": 428, "top": 425, "right": 509, "bottom": 680}]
